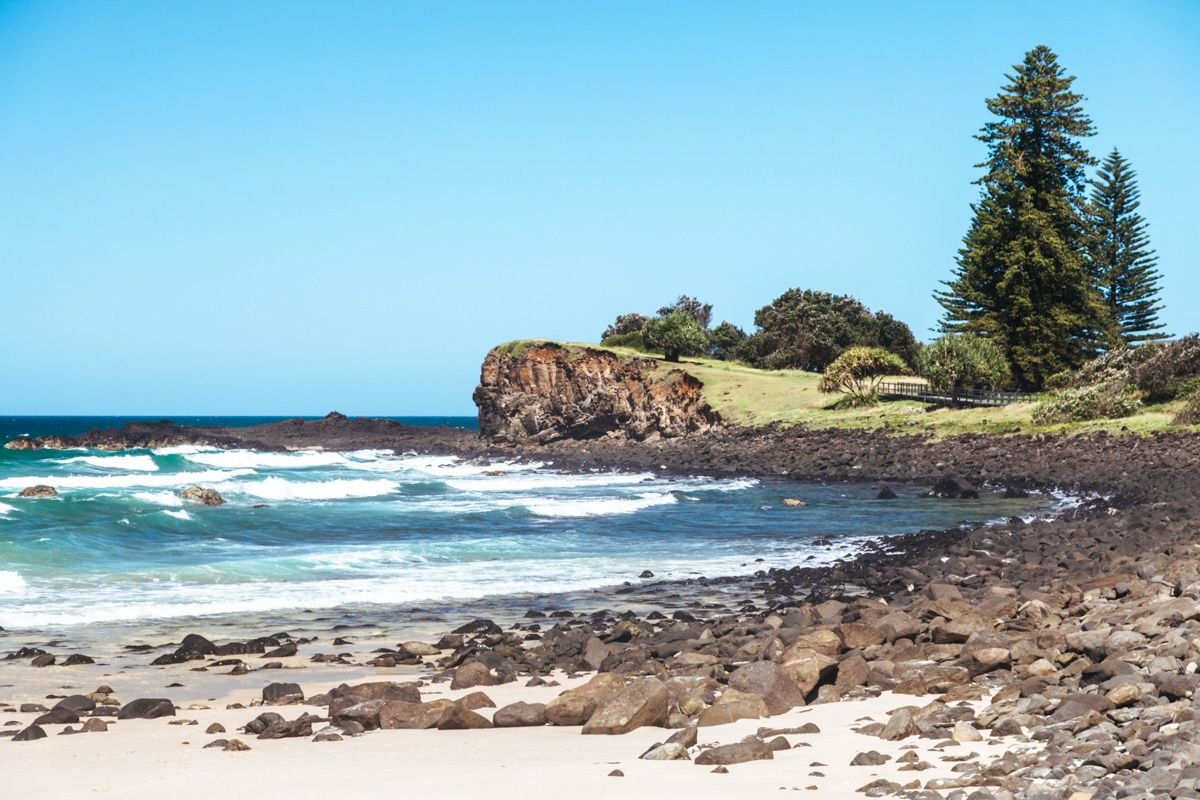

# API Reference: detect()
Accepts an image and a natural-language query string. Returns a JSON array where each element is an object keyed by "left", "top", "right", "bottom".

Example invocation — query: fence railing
[{"left": 877, "top": 381, "right": 1039, "bottom": 408}]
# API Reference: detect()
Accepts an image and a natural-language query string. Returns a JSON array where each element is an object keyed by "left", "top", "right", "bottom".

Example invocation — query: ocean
[{"left": 0, "top": 416, "right": 1049, "bottom": 635}]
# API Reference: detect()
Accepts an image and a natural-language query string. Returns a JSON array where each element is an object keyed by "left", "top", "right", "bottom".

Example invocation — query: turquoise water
[{"left": 0, "top": 417, "right": 1048, "bottom": 632}]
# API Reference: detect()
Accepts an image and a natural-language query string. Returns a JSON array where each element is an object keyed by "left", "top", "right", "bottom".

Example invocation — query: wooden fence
[{"left": 877, "top": 381, "right": 1039, "bottom": 408}]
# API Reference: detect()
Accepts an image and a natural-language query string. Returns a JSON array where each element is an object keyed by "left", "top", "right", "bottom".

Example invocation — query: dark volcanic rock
[{"left": 117, "top": 698, "right": 176, "bottom": 720}]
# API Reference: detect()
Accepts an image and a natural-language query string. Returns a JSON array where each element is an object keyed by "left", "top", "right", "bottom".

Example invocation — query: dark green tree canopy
[
  {"left": 601, "top": 312, "right": 651, "bottom": 341},
  {"left": 1089, "top": 148, "right": 1167, "bottom": 347},
  {"left": 708, "top": 321, "right": 748, "bottom": 361},
  {"left": 748, "top": 288, "right": 916, "bottom": 372},
  {"left": 643, "top": 312, "right": 708, "bottom": 362},
  {"left": 657, "top": 295, "right": 713, "bottom": 331},
  {"left": 936, "top": 45, "right": 1104, "bottom": 389}
]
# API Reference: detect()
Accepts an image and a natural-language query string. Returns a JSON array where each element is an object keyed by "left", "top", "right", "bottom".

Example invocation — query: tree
[
  {"left": 750, "top": 289, "right": 878, "bottom": 371},
  {"left": 917, "top": 334, "right": 1012, "bottom": 392},
  {"left": 643, "top": 312, "right": 708, "bottom": 362},
  {"left": 657, "top": 295, "right": 713, "bottom": 331},
  {"left": 709, "top": 321, "right": 748, "bottom": 361},
  {"left": 874, "top": 312, "right": 920, "bottom": 368},
  {"left": 818, "top": 347, "right": 910, "bottom": 404},
  {"left": 602, "top": 313, "right": 650, "bottom": 341},
  {"left": 1088, "top": 148, "right": 1168, "bottom": 347},
  {"left": 749, "top": 288, "right": 915, "bottom": 372},
  {"left": 936, "top": 45, "right": 1105, "bottom": 389}
]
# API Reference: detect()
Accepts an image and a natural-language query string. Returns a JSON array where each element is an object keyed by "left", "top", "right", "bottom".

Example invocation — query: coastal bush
[
  {"left": 749, "top": 289, "right": 917, "bottom": 372},
  {"left": 1174, "top": 394, "right": 1200, "bottom": 426},
  {"left": 657, "top": 295, "right": 713, "bottom": 331},
  {"left": 642, "top": 312, "right": 709, "bottom": 362},
  {"left": 1132, "top": 335, "right": 1200, "bottom": 401},
  {"left": 1032, "top": 383, "right": 1143, "bottom": 424},
  {"left": 601, "top": 313, "right": 651, "bottom": 341},
  {"left": 1066, "top": 345, "right": 1160, "bottom": 390},
  {"left": 708, "top": 321, "right": 748, "bottom": 361},
  {"left": 600, "top": 331, "right": 648, "bottom": 352},
  {"left": 819, "top": 347, "right": 910, "bottom": 404},
  {"left": 916, "top": 334, "right": 1011, "bottom": 392}
]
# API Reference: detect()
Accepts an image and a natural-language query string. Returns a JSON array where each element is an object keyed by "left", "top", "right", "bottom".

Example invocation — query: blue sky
[{"left": 1, "top": 1, "right": 1196, "bottom": 415}]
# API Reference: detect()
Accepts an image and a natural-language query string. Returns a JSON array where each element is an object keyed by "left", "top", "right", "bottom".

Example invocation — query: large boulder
[
  {"left": 450, "top": 661, "right": 497, "bottom": 690},
  {"left": 545, "top": 673, "right": 626, "bottom": 726},
  {"left": 493, "top": 702, "right": 546, "bottom": 728},
  {"left": 697, "top": 689, "right": 768, "bottom": 727},
  {"left": 117, "top": 698, "right": 176, "bottom": 720},
  {"left": 262, "top": 682, "right": 304, "bottom": 705},
  {"left": 777, "top": 647, "right": 838, "bottom": 696},
  {"left": 378, "top": 700, "right": 455, "bottom": 730},
  {"left": 694, "top": 739, "right": 774, "bottom": 766},
  {"left": 436, "top": 703, "right": 494, "bottom": 730},
  {"left": 17, "top": 485, "right": 57, "bottom": 498},
  {"left": 582, "top": 677, "right": 669, "bottom": 735},
  {"left": 728, "top": 662, "right": 806, "bottom": 715}
]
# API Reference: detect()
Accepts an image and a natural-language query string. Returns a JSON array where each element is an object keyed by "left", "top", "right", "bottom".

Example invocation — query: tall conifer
[
  {"left": 936, "top": 45, "right": 1103, "bottom": 388},
  {"left": 1088, "top": 148, "right": 1167, "bottom": 347}
]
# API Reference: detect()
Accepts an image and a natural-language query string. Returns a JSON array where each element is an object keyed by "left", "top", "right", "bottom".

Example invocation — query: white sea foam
[
  {"left": 0, "top": 469, "right": 253, "bottom": 491},
  {"left": 132, "top": 491, "right": 185, "bottom": 507},
  {"left": 224, "top": 477, "right": 399, "bottom": 501},
  {"left": 526, "top": 492, "right": 678, "bottom": 517},
  {"left": 0, "top": 570, "right": 26, "bottom": 595},
  {"left": 151, "top": 445, "right": 221, "bottom": 455},
  {"left": 443, "top": 472, "right": 656, "bottom": 493},
  {"left": 161, "top": 509, "right": 193, "bottom": 521},
  {"left": 184, "top": 450, "right": 350, "bottom": 469},
  {"left": 0, "top": 501, "right": 16, "bottom": 516},
  {"left": 56, "top": 454, "right": 159, "bottom": 471}
]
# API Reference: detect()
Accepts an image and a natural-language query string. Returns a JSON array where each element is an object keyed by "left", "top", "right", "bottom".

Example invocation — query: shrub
[
  {"left": 708, "top": 321, "right": 748, "bottom": 361},
  {"left": 916, "top": 335, "right": 1011, "bottom": 392},
  {"left": 1032, "top": 383, "right": 1143, "bottom": 425},
  {"left": 819, "top": 346, "right": 910, "bottom": 404},
  {"left": 1132, "top": 336, "right": 1200, "bottom": 402},
  {"left": 600, "top": 331, "right": 648, "bottom": 352},
  {"left": 601, "top": 313, "right": 650, "bottom": 341},
  {"left": 642, "top": 312, "right": 709, "bottom": 362},
  {"left": 1066, "top": 345, "right": 1161, "bottom": 390},
  {"left": 1174, "top": 394, "right": 1200, "bottom": 426}
]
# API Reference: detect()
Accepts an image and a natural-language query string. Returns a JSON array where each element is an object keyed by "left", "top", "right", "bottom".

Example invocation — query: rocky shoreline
[{"left": 6, "top": 419, "right": 1200, "bottom": 798}]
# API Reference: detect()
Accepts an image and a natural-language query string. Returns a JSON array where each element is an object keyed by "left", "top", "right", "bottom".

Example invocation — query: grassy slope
[{"left": 573, "top": 343, "right": 1188, "bottom": 437}]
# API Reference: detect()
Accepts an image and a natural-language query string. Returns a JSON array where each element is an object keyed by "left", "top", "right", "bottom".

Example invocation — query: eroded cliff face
[{"left": 473, "top": 342, "right": 721, "bottom": 443}]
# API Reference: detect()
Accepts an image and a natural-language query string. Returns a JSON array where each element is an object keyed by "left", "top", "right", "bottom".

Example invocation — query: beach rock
[
  {"left": 851, "top": 750, "right": 891, "bottom": 766},
  {"left": 493, "top": 702, "right": 546, "bottom": 728},
  {"left": 926, "top": 476, "right": 979, "bottom": 499},
  {"left": 694, "top": 739, "right": 774, "bottom": 766},
  {"left": 378, "top": 700, "right": 454, "bottom": 730},
  {"left": 33, "top": 707, "right": 79, "bottom": 726},
  {"left": 80, "top": 718, "right": 108, "bottom": 733},
  {"left": 329, "top": 681, "right": 421, "bottom": 706},
  {"left": 641, "top": 742, "right": 690, "bottom": 761},
  {"left": 118, "top": 698, "right": 176, "bottom": 720},
  {"left": 451, "top": 661, "right": 497, "bottom": 690},
  {"left": 312, "top": 731, "right": 343, "bottom": 742},
  {"left": 262, "top": 682, "right": 304, "bottom": 705},
  {"left": 60, "top": 653, "right": 95, "bottom": 666},
  {"left": 399, "top": 641, "right": 439, "bottom": 657},
  {"left": 728, "top": 662, "right": 806, "bottom": 715},
  {"left": 582, "top": 677, "right": 669, "bottom": 735},
  {"left": 697, "top": 689, "right": 769, "bottom": 727},
  {"left": 876, "top": 484, "right": 898, "bottom": 500},
  {"left": 18, "top": 704, "right": 48, "bottom": 713},
  {"left": 436, "top": 703, "right": 493, "bottom": 730},
  {"left": 206, "top": 723, "right": 226, "bottom": 734},
  {"left": 457, "top": 692, "right": 496, "bottom": 711},
  {"left": 17, "top": 485, "right": 57, "bottom": 498},
  {"left": 53, "top": 695, "right": 96, "bottom": 714},
  {"left": 223, "top": 739, "right": 251, "bottom": 751},
  {"left": 778, "top": 647, "right": 838, "bottom": 695},
  {"left": 178, "top": 486, "right": 225, "bottom": 506},
  {"left": 243, "top": 712, "right": 285, "bottom": 734},
  {"left": 545, "top": 673, "right": 626, "bottom": 726},
  {"left": 257, "top": 715, "right": 317, "bottom": 739},
  {"left": 262, "top": 642, "right": 297, "bottom": 659},
  {"left": 782, "top": 498, "right": 807, "bottom": 507},
  {"left": 30, "top": 654, "right": 55, "bottom": 668},
  {"left": 12, "top": 725, "right": 46, "bottom": 741}
]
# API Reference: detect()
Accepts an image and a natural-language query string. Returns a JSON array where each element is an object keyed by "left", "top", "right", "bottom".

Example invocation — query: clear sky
[{"left": 1, "top": 1, "right": 1196, "bottom": 415}]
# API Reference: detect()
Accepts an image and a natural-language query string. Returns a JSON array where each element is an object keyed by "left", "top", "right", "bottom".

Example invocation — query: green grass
[{"left": 560, "top": 341, "right": 1193, "bottom": 437}]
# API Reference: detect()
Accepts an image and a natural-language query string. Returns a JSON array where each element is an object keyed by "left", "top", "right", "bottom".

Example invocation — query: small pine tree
[
  {"left": 936, "top": 45, "right": 1105, "bottom": 389},
  {"left": 1088, "top": 148, "right": 1168, "bottom": 347}
]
